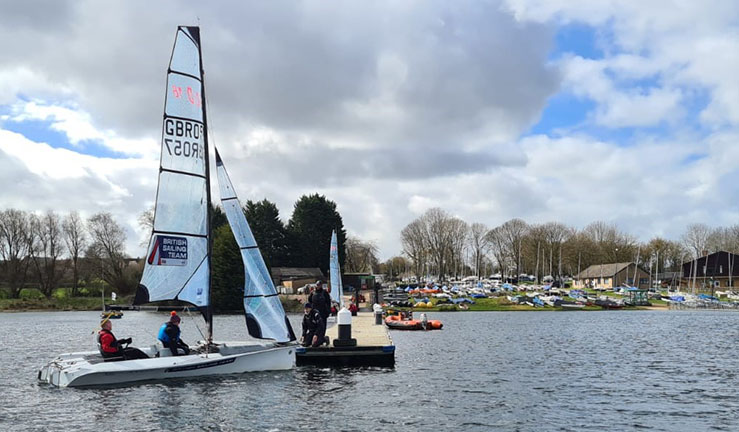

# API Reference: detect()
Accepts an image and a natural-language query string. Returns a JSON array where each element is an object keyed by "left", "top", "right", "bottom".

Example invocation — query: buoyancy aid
[
  {"left": 98, "top": 329, "right": 118, "bottom": 353},
  {"left": 158, "top": 322, "right": 180, "bottom": 344}
]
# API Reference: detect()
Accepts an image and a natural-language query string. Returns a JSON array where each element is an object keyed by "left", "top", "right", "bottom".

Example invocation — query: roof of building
[
  {"left": 576, "top": 262, "right": 634, "bottom": 278},
  {"left": 681, "top": 250, "right": 739, "bottom": 265},
  {"left": 271, "top": 267, "right": 324, "bottom": 280}
]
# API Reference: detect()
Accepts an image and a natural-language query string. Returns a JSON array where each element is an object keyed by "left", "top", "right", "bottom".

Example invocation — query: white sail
[
  {"left": 215, "top": 150, "right": 295, "bottom": 342},
  {"left": 38, "top": 26, "right": 298, "bottom": 389},
  {"left": 329, "top": 230, "right": 343, "bottom": 307},
  {"left": 135, "top": 26, "right": 209, "bottom": 309}
]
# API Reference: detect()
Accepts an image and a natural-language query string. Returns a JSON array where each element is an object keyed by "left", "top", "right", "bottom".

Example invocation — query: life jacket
[
  {"left": 158, "top": 322, "right": 180, "bottom": 344},
  {"left": 98, "top": 329, "right": 118, "bottom": 354}
]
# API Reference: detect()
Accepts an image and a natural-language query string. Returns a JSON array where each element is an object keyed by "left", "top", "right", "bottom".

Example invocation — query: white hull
[{"left": 38, "top": 341, "right": 296, "bottom": 388}]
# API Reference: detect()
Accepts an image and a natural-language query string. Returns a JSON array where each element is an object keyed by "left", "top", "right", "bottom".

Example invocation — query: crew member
[
  {"left": 158, "top": 311, "right": 190, "bottom": 356},
  {"left": 98, "top": 317, "right": 149, "bottom": 361},
  {"left": 308, "top": 280, "right": 331, "bottom": 322},
  {"left": 301, "top": 303, "right": 327, "bottom": 347}
]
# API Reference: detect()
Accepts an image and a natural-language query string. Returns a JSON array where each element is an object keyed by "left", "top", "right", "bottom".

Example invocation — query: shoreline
[{"left": 0, "top": 304, "right": 672, "bottom": 313}]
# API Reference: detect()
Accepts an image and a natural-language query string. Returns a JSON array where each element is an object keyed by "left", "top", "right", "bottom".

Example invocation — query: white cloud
[
  {"left": 0, "top": 129, "right": 156, "bottom": 256},
  {"left": 1, "top": 0, "right": 739, "bottom": 263},
  {"left": 6, "top": 100, "right": 158, "bottom": 158}
]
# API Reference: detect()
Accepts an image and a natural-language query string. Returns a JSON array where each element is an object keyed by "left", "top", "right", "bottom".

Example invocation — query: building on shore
[
  {"left": 574, "top": 262, "right": 650, "bottom": 289},
  {"left": 270, "top": 267, "right": 324, "bottom": 294},
  {"left": 681, "top": 251, "right": 739, "bottom": 290}
]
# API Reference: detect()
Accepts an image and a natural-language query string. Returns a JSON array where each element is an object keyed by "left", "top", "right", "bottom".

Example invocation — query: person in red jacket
[{"left": 98, "top": 317, "right": 149, "bottom": 361}]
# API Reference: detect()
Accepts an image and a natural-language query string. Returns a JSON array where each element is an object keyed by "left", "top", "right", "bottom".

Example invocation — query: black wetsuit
[
  {"left": 309, "top": 288, "right": 332, "bottom": 321},
  {"left": 301, "top": 308, "right": 326, "bottom": 347}
]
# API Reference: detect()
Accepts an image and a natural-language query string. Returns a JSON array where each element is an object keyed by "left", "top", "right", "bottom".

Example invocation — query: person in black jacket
[
  {"left": 308, "top": 280, "right": 331, "bottom": 321},
  {"left": 301, "top": 303, "right": 326, "bottom": 347}
]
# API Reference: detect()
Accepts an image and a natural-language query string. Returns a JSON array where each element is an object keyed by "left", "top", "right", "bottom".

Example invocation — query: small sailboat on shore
[
  {"left": 329, "top": 229, "right": 344, "bottom": 309},
  {"left": 38, "top": 26, "right": 296, "bottom": 387}
]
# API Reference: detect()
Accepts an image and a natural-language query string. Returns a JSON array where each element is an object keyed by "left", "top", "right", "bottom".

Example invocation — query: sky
[{"left": 1, "top": 0, "right": 739, "bottom": 261}]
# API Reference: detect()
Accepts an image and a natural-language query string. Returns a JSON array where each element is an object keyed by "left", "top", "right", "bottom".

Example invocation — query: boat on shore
[{"left": 38, "top": 26, "right": 296, "bottom": 388}]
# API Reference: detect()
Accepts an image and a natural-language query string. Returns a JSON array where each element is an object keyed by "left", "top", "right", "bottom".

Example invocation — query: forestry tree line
[
  {"left": 6, "top": 200, "right": 732, "bottom": 301},
  {"left": 393, "top": 208, "right": 739, "bottom": 282},
  {"left": 0, "top": 194, "right": 358, "bottom": 311}
]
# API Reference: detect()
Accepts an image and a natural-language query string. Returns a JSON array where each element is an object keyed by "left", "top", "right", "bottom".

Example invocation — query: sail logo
[
  {"left": 148, "top": 235, "right": 188, "bottom": 266},
  {"left": 171, "top": 85, "right": 201, "bottom": 107},
  {"left": 163, "top": 118, "right": 204, "bottom": 160}
]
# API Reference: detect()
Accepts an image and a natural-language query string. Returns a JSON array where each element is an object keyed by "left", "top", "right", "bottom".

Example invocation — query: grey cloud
[{"left": 0, "top": 1, "right": 558, "bottom": 150}]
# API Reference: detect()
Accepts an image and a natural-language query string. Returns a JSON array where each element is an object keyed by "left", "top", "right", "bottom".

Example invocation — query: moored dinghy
[{"left": 38, "top": 26, "right": 296, "bottom": 388}]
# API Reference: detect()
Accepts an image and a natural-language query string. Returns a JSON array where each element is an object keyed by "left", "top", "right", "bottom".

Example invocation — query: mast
[{"left": 191, "top": 26, "right": 213, "bottom": 343}]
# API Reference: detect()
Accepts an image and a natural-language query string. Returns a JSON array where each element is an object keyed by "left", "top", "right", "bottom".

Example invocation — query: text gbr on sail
[{"left": 164, "top": 118, "right": 204, "bottom": 159}]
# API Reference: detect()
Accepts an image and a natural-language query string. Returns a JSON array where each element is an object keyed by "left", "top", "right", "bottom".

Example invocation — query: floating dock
[{"left": 296, "top": 312, "right": 395, "bottom": 367}]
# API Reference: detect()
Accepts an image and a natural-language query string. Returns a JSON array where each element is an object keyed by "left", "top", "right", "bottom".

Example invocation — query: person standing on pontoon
[
  {"left": 308, "top": 280, "right": 331, "bottom": 322},
  {"left": 98, "top": 317, "right": 149, "bottom": 361},
  {"left": 158, "top": 311, "right": 190, "bottom": 356}
]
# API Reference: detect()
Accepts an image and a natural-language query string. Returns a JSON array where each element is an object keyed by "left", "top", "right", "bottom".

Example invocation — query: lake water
[{"left": 1, "top": 310, "right": 738, "bottom": 431}]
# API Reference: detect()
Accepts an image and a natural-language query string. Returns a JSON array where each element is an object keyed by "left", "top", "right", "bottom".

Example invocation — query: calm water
[{"left": 1, "top": 310, "right": 739, "bottom": 431}]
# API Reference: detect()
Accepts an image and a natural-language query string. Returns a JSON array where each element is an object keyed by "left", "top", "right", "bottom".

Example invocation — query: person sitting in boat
[
  {"left": 308, "top": 280, "right": 331, "bottom": 321},
  {"left": 98, "top": 317, "right": 149, "bottom": 361},
  {"left": 158, "top": 311, "right": 190, "bottom": 356},
  {"left": 301, "top": 303, "right": 327, "bottom": 348}
]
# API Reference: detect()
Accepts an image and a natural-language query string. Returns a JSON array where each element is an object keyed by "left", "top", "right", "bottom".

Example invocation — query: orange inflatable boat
[{"left": 384, "top": 313, "right": 443, "bottom": 330}]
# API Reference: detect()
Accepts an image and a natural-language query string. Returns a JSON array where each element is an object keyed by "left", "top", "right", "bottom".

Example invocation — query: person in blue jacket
[{"left": 158, "top": 311, "right": 190, "bottom": 356}]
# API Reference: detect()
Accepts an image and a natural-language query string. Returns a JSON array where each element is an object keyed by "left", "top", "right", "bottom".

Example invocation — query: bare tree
[
  {"left": 345, "top": 236, "right": 380, "bottom": 273},
  {"left": 468, "top": 223, "right": 489, "bottom": 279},
  {"left": 383, "top": 256, "right": 409, "bottom": 280},
  {"left": 138, "top": 206, "right": 154, "bottom": 248},
  {"left": 446, "top": 218, "right": 468, "bottom": 279},
  {"left": 682, "top": 223, "right": 711, "bottom": 258},
  {"left": 28, "top": 211, "right": 64, "bottom": 297},
  {"left": 401, "top": 219, "right": 427, "bottom": 279},
  {"left": 0, "top": 209, "right": 32, "bottom": 298},
  {"left": 63, "top": 211, "right": 87, "bottom": 296},
  {"left": 87, "top": 212, "right": 131, "bottom": 294},
  {"left": 499, "top": 218, "right": 529, "bottom": 276},
  {"left": 540, "top": 222, "right": 572, "bottom": 277},
  {"left": 421, "top": 208, "right": 453, "bottom": 279},
  {"left": 682, "top": 223, "right": 712, "bottom": 292},
  {"left": 485, "top": 227, "right": 509, "bottom": 277}
]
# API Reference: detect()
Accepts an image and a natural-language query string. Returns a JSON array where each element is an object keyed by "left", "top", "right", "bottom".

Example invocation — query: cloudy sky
[{"left": 1, "top": 0, "right": 738, "bottom": 260}]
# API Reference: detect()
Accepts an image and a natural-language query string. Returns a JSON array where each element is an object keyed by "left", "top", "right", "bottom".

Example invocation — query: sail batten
[
  {"left": 136, "top": 26, "right": 209, "bottom": 310},
  {"left": 215, "top": 150, "right": 296, "bottom": 343}
]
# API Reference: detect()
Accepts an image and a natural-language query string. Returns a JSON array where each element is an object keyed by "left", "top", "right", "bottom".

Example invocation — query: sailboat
[
  {"left": 38, "top": 26, "right": 296, "bottom": 387},
  {"left": 329, "top": 230, "right": 344, "bottom": 308}
]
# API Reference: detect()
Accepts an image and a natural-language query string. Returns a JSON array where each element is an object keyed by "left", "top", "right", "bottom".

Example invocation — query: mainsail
[
  {"left": 329, "top": 230, "right": 344, "bottom": 307},
  {"left": 215, "top": 150, "right": 296, "bottom": 342},
  {"left": 135, "top": 26, "right": 210, "bottom": 312}
]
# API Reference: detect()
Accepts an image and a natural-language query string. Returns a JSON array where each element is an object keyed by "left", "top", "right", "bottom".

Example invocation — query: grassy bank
[
  {"left": 0, "top": 297, "right": 106, "bottom": 311},
  {"left": 0, "top": 291, "right": 307, "bottom": 314}
]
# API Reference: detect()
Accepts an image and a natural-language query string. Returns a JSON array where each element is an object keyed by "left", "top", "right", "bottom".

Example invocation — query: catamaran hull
[{"left": 39, "top": 345, "right": 295, "bottom": 388}]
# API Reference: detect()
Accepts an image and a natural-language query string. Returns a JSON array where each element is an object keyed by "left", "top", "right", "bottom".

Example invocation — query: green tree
[
  {"left": 244, "top": 199, "right": 289, "bottom": 271},
  {"left": 287, "top": 194, "right": 346, "bottom": 274},
  {"left": 211, "top": 224, "right": 243, "bottom": 312},
  {"left": 210, "top": 203, "right": 228, "bottom": 232}
]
